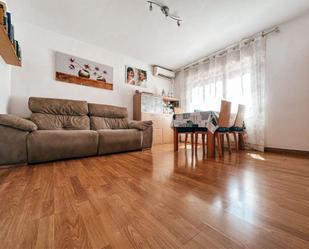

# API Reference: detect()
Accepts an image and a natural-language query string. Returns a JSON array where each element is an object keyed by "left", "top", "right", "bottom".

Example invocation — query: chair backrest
[
  {"left": 174, "top": 107, "right": 184, "bottom": 114},
  {"left": 234, "top": 104, "right": 246, "bottom": 127},
  {"left": 218, "top": 100, "right": 231, "bottom": 127}
]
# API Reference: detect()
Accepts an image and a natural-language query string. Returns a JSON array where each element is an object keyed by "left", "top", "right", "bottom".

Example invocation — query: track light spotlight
[{"left": 147, "top": 1, "right": 182, "bottom": 27}]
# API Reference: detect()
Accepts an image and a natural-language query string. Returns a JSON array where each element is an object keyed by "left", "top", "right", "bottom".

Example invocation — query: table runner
[{"left": 172, "top": 111, "right": 219, "bottom": 133}]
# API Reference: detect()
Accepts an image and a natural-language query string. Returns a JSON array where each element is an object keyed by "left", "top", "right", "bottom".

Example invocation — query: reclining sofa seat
[
  {"left": 89, "top": 103, "right": 142, "bottom": 155},
  {"left": 27, "top": 97, "right": 98, "bottom": 163},
  {"left": 0, "top": 97, "right": 153, "bottom": 165}
]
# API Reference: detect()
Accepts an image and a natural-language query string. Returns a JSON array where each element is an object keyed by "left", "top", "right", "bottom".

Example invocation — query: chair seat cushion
[
  {"left": 194, "top": 127, "right": 208, "bottom": 132},
  {"left": 27, "top": 130, "right": 98, "bottom": 163},
  {"left": 176, "top": 127, "right": 195, "bottom": 133},
  {"left": 216, "top": 127, "right": 230, "bottom": 132},
  {"left": 97, "top": 129, "right": 142, "bottom": 155},
  {"left": 229, "top": 127, "right": 244, "bottom": 132}
]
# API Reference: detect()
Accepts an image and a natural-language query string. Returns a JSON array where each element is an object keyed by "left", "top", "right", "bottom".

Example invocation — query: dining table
[{"left": 172, "top": 111, "right": 245, "bottom": 158}]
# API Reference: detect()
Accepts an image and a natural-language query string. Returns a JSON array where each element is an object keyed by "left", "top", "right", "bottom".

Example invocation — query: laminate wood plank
[
  {"left": 54, "top": 212, "right": 92, "bottom": 249},
  {"left": 0, "top": 144, "right": 309, "bottom": 248},
  {"left": 35, "top": 215, "right": 54, "bottom": 249},
  {"left": 78, "top": 201, "right": 111, "bottom": 249},
  {"left": 70, "top": 176, "right": 88, "bottom": 203},
  {"left": 184, "top": 224, "right": 244, "bottom": 249}
]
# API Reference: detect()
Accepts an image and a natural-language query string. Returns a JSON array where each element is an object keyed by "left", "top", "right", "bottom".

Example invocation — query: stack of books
[{"left": 0, "top": 1, "right": 22, "bottom": 60}]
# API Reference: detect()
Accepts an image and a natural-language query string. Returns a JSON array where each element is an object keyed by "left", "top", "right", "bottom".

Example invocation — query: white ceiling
[{"left": 9, "top": 0, "right": 309, "bottom": 70}]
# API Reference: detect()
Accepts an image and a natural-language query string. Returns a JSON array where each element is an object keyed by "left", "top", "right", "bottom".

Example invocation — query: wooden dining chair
[
  {"left": 194, "top": 128, "right": 208, "bottom": 154},
  {"left": 229, "top": 104, "right": 246, "bottom": 151},
  {"left": 215, "top": 100, "right": 232, "bottom": 157},
  {"left": 179, "top": 129, "right": 194, "bottom": 150},
  {"left": 174, "top": 108, "right": 195, "bottom": 150}
]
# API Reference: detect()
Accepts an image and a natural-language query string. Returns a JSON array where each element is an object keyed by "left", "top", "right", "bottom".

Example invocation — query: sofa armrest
[
  {"left": 0, "top": 125, "right": 29, "bottom": 165},
  {"left": 128, "top": 120, "right": 153, "bottom": 131},
  {"left": 142, "top": 122, "right": 153, "bottom": 149},
  {"left": 128, "top": 120, "right": 153, "bottom": 149},
  {"left": 0, "top": 114, "right": 37, "bottom": 132}
]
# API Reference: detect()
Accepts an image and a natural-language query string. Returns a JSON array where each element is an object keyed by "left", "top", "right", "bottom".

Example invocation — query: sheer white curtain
[{"left": 177, "top": 36, "right": 266, "bottom": 151}]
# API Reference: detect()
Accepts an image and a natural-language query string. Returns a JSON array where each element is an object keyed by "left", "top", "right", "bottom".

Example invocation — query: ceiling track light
[{"left": 147, "top": 1, "right": 182, "bottom": 27}]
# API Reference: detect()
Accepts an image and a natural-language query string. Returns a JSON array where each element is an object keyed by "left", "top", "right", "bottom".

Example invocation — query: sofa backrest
[
  {"left": 29, "top": 97, "right": 90, "bottom": 130},
  {"left": 88, "top": 103, "right": 129, "bottom": 130}
]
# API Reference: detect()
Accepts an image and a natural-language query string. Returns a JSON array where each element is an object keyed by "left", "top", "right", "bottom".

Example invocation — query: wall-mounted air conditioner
[{"left": 153, "top": 66, "right": 175, "bottom": 79}]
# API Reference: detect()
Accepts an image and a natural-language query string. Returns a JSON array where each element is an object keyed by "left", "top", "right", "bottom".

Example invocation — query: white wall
[
  {"left": 0, "top": 57, "right": 11, "bottom": 114},
  {"left": 265, "top": 12, "right": 309, "bottom": 151},
  {"left": 10, "top": 22, "right": 171, "bottom": 118}
]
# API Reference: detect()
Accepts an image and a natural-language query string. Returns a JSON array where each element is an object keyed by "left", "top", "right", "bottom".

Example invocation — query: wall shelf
[{"left": 0, "top": 25, "right": 21, "bottom": 66}]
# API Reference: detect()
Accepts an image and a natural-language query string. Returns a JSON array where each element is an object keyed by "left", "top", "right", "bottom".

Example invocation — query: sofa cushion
[
  {"left": 27, "top": 130, "right": 98, "bottom": 163},
  {"left": 29, "top": 97, "right": 88, "bottom": 116},
  {"left": 31, "top": 113, "right": 90, "bottom": 130},
  {"left": 90, "top": 116, "right": 129, "bottom": 130},
  {"left": 88, "top": 103, "right": 128, "bottom": 118},
  {"left": 0, "top": 114, "right": 37, "bottom": 131},
  {"left": 98, "top": 129, "right": 142, "bottom": 155}
]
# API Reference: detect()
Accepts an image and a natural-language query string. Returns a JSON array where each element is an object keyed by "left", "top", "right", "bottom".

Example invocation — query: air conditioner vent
[{"left": 153, "top": 66, "right": 175, "bottom": 79}]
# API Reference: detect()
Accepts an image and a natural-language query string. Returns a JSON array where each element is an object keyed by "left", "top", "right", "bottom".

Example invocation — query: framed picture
[
  {"left": 125, "top": 66, "right": 147, "bottom": 88},
  {"left": 55, "top": 52, "right": 113, "bottom": 90}
]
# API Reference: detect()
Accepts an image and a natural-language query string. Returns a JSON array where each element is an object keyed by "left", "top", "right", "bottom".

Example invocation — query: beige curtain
[{"left": 175, "top": 35, "right": 266, "bottom": 151}]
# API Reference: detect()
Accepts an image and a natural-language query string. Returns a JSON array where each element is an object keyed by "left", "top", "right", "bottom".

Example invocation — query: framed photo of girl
[{"left": 125, "top": 66, "right": 147, "bottom": 88}]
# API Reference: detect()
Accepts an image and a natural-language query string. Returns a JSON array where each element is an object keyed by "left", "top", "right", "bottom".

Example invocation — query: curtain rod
[{"left": 177, "top": 26, "right": 279, "bottom": 72}]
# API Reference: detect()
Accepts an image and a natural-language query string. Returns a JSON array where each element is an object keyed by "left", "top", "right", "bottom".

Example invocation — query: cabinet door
[
  {"left": 153, "top": 128, "right": 163, "bottom": 145},
  {"left": 142, "top": 113, "right": 161, "bottom": 129},
  {"left": 163, "top": 127, "right": 173, "bottom": 144},
  {"left": 162, "top": 114, "right": 173, "bottom": 127},
  {"left": 162, "top": 114, "right": 173, "bottom": 144}
]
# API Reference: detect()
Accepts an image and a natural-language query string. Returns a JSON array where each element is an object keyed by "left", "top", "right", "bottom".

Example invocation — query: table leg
[
  {"left": 202, "top": 134, "right": 206, "bottom": 155},
  {"left": 207, "top": 131, "right": 215, "bottom": 158},
  {"left": 238, "top": 133, "right": 245, "bottom": 150},
  {"left": 221, "top": 134, "right": 224, "bottom": 155},
  {"left": 174, "top": 128, "right": 179, "bottom": 151}
]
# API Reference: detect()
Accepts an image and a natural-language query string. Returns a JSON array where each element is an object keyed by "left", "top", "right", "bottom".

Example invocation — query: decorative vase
[
  {"left": 97, "top": 76, "right": 106, "bottom": 82},
  {"left": 78, "top": 69, "right": 90, "bottom": 78}
]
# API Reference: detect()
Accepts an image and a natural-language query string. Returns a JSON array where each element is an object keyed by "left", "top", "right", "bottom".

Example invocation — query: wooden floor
[{"left": 0, "top": 144, "right": 309, "bottom": 249}]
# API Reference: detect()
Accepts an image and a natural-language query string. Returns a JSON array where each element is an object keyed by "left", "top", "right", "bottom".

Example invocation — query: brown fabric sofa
[{"left": 0, "top": 97, "right": 153, "bottom": 165}]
